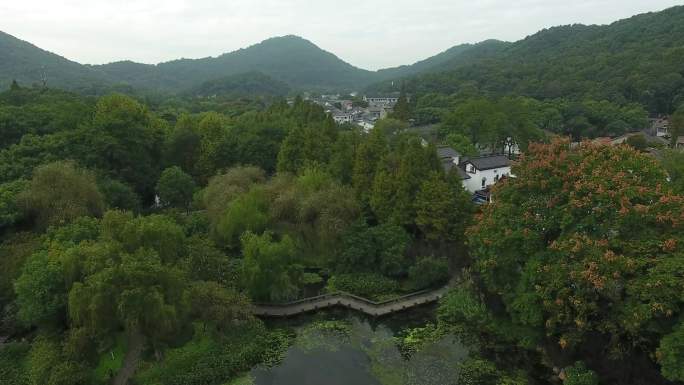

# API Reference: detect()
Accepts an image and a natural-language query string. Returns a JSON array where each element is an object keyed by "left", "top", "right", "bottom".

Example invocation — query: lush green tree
[
  {"left": 240, "top": 231, "right": 301, "bottom": 302},
  {"left": 185, "top": 281, "right": 253, "bottom": 332},
  {"left": 97, "top": 177, "right": 141, "bottom": 212},
  {"left": 415, "top": 172, "right": 473, "bottom": 244},
  {"left": 156, "top": 166, "right": 197, "bottom": 209},
  {"left": 18, "top": 161, "right": 104, "bottom": 230},
  {"left": 0, "top": 179, "right": 27, "bottom": 229},
  {"left": 661, "top": 149, "right": 684, "bottom": 194},
  {"left": 14, "top": 251, "right": 66, "bottom": 327},
  {"left": 670, "top": 104, "right": 684, "bottom": 147},
  {"left": 164, "top": 114, "right": 201, "bottom": 176},
  {"left": 201, "top": 166, "right": 266, "bottom": 225},
  {"left": 391, "top": 91, "right": 411, "bottom": 122},
  {"left": 563, "top": 361, "right": 599, "bottom": 385},
  {"left": 408, "top": 256, "right": 450, "bottom": 290},
  {"left": 657, "top": 321, "right": 684, "bottom": 381},
  {"left": 276, "top": 126, "right": 332, "bottom": 174},
  {"left": 214, "top": 188, "right": 269, "bottom": 249},
  {"left": 352, "top": 127, "right": 388, "bottom": 202},
  {"left": 625, "top": 133, "right": 648, "bottom": 151},
  {"left": 337, "top": 221, "right": 410, "bottom": 277},
  {"left": 446, "top": 133, "right": 478, "bottom": 157}
]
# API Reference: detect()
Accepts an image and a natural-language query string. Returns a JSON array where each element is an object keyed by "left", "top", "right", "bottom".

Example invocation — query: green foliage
[
  {"left": 657, "top": 322, "right": 684, "bottom": 381},
  {"left": 415, "top": 172, "right": 473, "bottom": 243},
  {"left": 18, "top": 161, "right": 104, "bottom": 230},
  {"left": 156, "top": 166, "right": 197, "bottom": 208},
  {"left": 215, "top": 188, "right": 269, "bottom": 248},
  {"left": 241, "top": 231, "right": 301, "bottom": 302},
  {"left": 276, "top": 125, "right": 333, "bottom": 174},
  {"left": 662, "top": 150, "right": 684, "bottom": 194},
  {"left": 446, "top": 133, "right": 478, "bottom": 157},
  {"left": 625, "top": 133, "right": 648, "bottom": 151},
  {"left": 0, "top": 232, "right": 40, "bottom": 310},
  {"left": 326, "top": 273, "right": 400, "bottom": 299},
  {"left": 185, "top": 281, "right": 253, "bottom": 331},
  {"left": 0, "top": 342, "right": 30, "bottom": 385},
  {"left": 0, "top": 179, "right": 27, "bottom": 228},
  {"left": 189, "top": 72, "right": 291, "bottom": 98},
  {"left": 134, "top": 322, "right": 291, "bottom": 385},
  {"left": 468, "top": 139, "right": 684, "bottom": 366},
  {"left": 14, "top": 251, "right": 66, "bottom": 327},
  {"left": 97, "top": 177, "right": 141, "bottom": 212},
  {"left": 408, "top": 257, "right": 450, "bottom": 290},
  {"left": 563, "top": 361, "right": 599, "bottom": 385},
  {"left": 437, "top": 286, "right": 492, "bottom": 332},
  {"left": 337, "top": 221, "right": 410, "bottom": 277}
]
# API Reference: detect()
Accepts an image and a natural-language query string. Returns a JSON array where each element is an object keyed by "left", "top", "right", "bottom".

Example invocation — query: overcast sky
[{"left": 1, "top": 0, "right": 682, "bottom": 70}]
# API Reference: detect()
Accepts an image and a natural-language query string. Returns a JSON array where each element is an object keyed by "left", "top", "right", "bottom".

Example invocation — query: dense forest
[
  {"left": 374, "top": 6, "right": 684, "bottom": 116},
  {"left": 1, "top": 73, "right": 684, "bottom": 385}
]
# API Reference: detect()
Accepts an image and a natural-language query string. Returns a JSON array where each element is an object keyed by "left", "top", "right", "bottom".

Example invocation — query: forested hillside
[{"left": 373, "top": 5, "right": 684, "bottom": 115}]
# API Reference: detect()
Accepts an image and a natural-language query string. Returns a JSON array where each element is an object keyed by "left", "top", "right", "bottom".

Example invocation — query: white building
[
  {"left": 460, "top": 155, "right": 512, "bottom": 193},
  {"left": 332, "top": 111, "right": 353, "bottom": 124}
]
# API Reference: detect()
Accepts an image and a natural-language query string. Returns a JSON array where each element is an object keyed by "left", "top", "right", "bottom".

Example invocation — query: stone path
[
  {"left": 113, "top": 330, "right": 144, "bottom": 385},
  {"left": 253, "top": 286, "right": 450, "bottom": 318}
]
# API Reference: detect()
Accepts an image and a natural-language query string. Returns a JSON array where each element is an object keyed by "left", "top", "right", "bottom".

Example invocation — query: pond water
[{"left": 242, "top": 308, "right": 470, "bottom": 385}]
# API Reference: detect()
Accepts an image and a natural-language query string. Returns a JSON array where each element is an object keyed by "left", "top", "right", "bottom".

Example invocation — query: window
[{"left": 481, "top": 177, "right": 487, "bottom": 188}]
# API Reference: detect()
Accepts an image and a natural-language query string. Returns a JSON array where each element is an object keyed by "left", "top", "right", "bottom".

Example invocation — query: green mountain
[
  {"left": 0, "top": 31, "right": 111, "bottom": 90},
  {"left": 91, "top": 35, "right": 375, "bottom": 92},
  {"left": 375, "top": 40, "right": 510, "bottom": 80},
  {"left": 374, "top": 6, "right": 684, "bottom": 113},
  {"left": 187, "top": 72, "right": 291, "bottom": 98}
]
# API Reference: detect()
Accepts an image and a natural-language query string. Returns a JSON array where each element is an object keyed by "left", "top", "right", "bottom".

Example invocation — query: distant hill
[
  {"left": 2, "top": 4, "right": 684, "bottom": 106},
  {"left": 372, "top": 6, "right": 684, "bottom": 113},
  {"left": 91, "top": 36, "right": 375, "bottom": 92},
  {"left": 375, "top": 40, "right": 510, "bottom": 81},
  {"left": 187, "top": 72, "right": 291, "bottom": 98},
  {"left": 0, "top": 31, "right": 111, "bottom": 90}
]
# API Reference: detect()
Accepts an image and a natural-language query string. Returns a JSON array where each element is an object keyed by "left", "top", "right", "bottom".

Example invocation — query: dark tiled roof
[
  {"left": 441, "top": 160, "right": 470, "bottom": 179},
  {"left": 467, "top": 155, "right": 510, "bottom": 171},
  {"left": 436, "top": 146, "right": 460, "bottom": 159}
]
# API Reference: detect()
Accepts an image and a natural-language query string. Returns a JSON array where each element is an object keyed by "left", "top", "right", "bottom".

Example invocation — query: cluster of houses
[
  {"left": 589, "top": 116, "right": 683, "bottom": 150},
  {"left": 310, "top": 93, "right": 402, "bottom": 131}
]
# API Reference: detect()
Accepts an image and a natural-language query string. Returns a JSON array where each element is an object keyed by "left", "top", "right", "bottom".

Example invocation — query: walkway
[{"left": 253, "top": 285, "right": 450, "bottom": 318}]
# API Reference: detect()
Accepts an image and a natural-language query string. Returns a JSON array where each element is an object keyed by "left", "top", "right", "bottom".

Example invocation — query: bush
[
  {"left": 326, "top": 273, "right": 400, "bottom": 299},
  {"left": 0, "top": 342, "right": 30, "bottom": 385},
  {"left": 156, "top": 166, "right": 197, "bottom": 209},
  {"left": 409, "top": 256, "right": 449, "bottom": 290},
  {"left": 563, "top": 361, "right": 599, "bottom": 385}
]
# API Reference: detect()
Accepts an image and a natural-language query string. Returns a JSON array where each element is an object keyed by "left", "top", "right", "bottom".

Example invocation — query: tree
[
  {"left": 446, "top": 133, "right": 478, "bottom": 157},
  {"left": 240, "top": 231, "right": 301, "bottom": 302},
  {"left": 408, "top": 256, "right": 449, "bottom": 290},
  {"left": 391, "top": 92, "right": 412, "bottom": 122},
  {"left": 352, "top": 127, "right": 388, "bottom": 202},
  {"left": 658, "top": 322, "right": 684, "bottom": 382},
  {"left": 185, "top": 281, "right": 252, "bottom": 332},
  {"left": 156, "top": 166, "right": 197, "bottom": 209},
  {"left": 276, "top": 126, "right": 332, "bottom": 174},
  {"left": 0, "top": 179, "right": 27, "bottom": 229},
  {"left": 415, "top": 172, "right": 473, "bottom": 244},
  {"left": 468, "top": 138, "right": 684, "bottom": 378},
  {"left": 14, "top": 251, "right": 66, "bottom": 327},
  {"left": 19, "top": 161, "right": 104, "bottom": 230},
  {"left": 661, "top": 150, "right": 684, "bottom": 194},
  {"left": 670, "top": 104, "right": 684, "bottom": 147},
  {"left": 625, "top": 133, "right": 648, "bottom": 151}
]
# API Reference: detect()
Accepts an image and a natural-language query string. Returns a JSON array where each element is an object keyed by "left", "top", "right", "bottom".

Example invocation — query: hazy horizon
[{"left": 2, "top": 0, "right": 682, "bottom": 70}]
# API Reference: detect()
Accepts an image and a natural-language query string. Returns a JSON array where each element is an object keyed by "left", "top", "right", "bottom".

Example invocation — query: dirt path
[{"left": 112, "top": 330, "right": 145, "bottom": 385}]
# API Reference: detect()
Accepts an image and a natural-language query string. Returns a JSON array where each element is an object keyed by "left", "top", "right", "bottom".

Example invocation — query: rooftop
[
  {"left": 436, "top": 146, "right": 460, "bottom": 159},
  {"left": 465, "top": 155, "right": 511, "bottom": 171}
]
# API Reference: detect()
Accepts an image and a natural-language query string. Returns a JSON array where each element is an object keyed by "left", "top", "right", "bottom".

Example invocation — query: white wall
[{"left": 461, "top": 167, "right": 511, "bottom": 193}]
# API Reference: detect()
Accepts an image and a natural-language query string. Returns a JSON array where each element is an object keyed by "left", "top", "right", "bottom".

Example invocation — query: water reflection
[{"left": 249, "top": 316, "right": 468, "bottom": 385}]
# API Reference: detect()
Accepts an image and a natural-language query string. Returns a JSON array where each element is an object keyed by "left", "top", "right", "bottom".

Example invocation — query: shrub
[
  {"left": 563, "top": 361, "right": 599, "bottom": 385},
  {"left": 326, "top": 273, "right": 400, "bottom": 299},
  {"left": 409, "top": 256, "right": 449, "bottom": 290}
]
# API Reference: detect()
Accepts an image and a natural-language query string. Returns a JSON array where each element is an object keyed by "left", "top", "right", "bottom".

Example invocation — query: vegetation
[{"left": 2, "top": 8, "right": 684, "bottom": 381}]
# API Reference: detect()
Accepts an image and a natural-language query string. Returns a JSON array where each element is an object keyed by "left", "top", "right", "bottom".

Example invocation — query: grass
[{"left": 93, "top": 333, "right": 127, "bottom": 383}]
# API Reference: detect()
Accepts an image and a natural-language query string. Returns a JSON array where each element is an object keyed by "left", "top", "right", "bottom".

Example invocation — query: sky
[{"left": 1, "top": 0, "right": 682, "bottom": 70}]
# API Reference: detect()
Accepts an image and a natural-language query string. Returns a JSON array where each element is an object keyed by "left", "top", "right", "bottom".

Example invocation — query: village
[{"left": 310, "top": 93, "right": 684, "bottom": 205}]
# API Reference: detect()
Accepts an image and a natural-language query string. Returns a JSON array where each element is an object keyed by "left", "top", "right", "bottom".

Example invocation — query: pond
[{"left": 237, "top": 308, "right": 470, "bottom": 385}]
